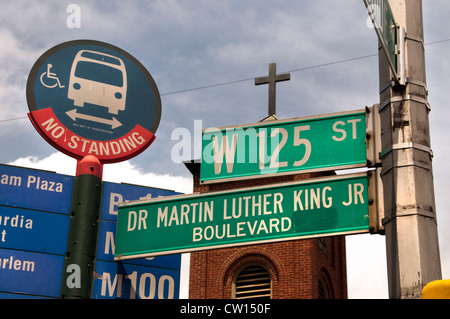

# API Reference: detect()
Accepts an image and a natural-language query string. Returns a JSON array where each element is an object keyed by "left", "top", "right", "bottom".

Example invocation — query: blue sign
[
  {"left": 101, "top": 181, "right": 182, "bottom": 221},
  {"left": 92, "top": 180, "right": 182, "bottom": 299},
  {"left": 0, "top": 164, "right": 71, "bottom": 298},
  {"left": 0, "top": 164, "right": 182, "bottom": 299},
  {"left": 0, "top": 292, "right": 47, "bottom": 299},
  {"left": 0, "top": 164, "right": 73, "bottom": 214},
  {"left": 26, "top": 40, "right": 162, "bottom": 163},
  {"left": 92, "top": 260, "right": 180, "bottom": 299},
  {"left": 0, "top": 206, "right": 69, "bottom": 255},
  {"left": 0, "top": 248, "right": 64, "bottom": 298},
  {"left": 96, "top": 219, "right": 180, "bottom": 269}
]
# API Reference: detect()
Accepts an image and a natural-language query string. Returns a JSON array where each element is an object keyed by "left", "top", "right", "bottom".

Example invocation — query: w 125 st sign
[{"left": 200, "top": 109, "right": 371, "bottom": 183}]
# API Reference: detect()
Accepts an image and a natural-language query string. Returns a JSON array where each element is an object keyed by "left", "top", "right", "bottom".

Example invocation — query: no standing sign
[{"left": 26, "top": 39, "right": 161, "bottom": 163}]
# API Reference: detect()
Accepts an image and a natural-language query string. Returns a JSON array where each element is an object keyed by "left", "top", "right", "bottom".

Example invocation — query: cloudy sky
[{"left": 1, "top": 0, "right": 450, "bottom": 299}]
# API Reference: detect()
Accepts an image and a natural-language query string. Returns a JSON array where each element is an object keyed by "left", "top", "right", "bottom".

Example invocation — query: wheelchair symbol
[{"left": 40, "top": 64, "right": 65, "bottom": 88}]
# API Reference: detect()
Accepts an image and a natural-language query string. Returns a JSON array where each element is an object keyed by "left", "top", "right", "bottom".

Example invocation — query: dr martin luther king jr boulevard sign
[{"left": 115, "top": 172, "right": 379, "bottom": 260}]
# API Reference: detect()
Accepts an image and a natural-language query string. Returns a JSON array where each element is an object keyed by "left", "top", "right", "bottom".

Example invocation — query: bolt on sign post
[
  {"left": 26, "top": 40, "right": 162, "bottom": 298},
  {"left": 115, "top": 173, "right": 373, "bottom": 260}
]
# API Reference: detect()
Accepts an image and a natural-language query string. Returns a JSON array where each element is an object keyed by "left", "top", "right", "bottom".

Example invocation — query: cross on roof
[{"left": 255, "top": 63, "right": 290, "bottom": 117}]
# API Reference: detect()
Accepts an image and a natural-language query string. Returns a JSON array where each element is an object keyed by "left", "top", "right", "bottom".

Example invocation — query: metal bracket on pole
[
  {"left": 366, "top": 104, "right": 384, "bottom": 234},
  {"left": 380, "top": 94, "right": 431, "bottom": 112},
  {"left": 380, "top": 142, "right": 434, "bottom": 159},
  {"left": 396, "top": 25, "right": 406, "bottom": 86},
  {"left": 368, "top": 167, "right": 385, "bottom": 234},
  {"left": 365, "top": 104, "right": 382, "bottom": 167}
]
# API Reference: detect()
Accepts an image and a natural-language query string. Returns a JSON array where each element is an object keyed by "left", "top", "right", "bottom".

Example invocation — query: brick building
[{"left": 185, "top": 162, "right": 348, "bottom": 299}]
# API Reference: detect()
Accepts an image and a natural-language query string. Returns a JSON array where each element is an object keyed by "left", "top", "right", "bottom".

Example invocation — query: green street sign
[
  {"left": 200, "top": 109, "right": 368, "bottom": 183},
  {"left": 114, "top": 173, "right": 370, "bottom": 260},
  {"left": 363, "top": 0, "right": 400, "bottom": 81}
]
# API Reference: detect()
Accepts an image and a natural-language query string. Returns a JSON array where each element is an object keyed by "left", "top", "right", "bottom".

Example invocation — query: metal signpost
[
  {"left": 62, "top": 155, "right": 103, "bottom": 299},
  {"left": 371, "top": 0, "right": 442, "bottom": 298},
  {"left": 201, "top": 108, "right": 378, "bottom": 183},
  {"left": 115, "top": 173, "right": 372, "bottom": 260}
]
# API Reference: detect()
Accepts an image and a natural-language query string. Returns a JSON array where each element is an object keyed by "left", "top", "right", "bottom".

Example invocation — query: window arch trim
[{"left": 318, "top": 269, "right": 334, "bottom": 299}]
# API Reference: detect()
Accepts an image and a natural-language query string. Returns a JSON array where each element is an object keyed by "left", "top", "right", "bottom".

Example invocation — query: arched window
[
  {"left": 232, "top": 264, "right": 272, "bottom": 299},
  {"left": 318, "top": 275, "right": 331, "bottom": 299}
]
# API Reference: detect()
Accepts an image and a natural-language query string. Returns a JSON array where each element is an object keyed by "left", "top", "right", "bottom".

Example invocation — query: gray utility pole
[{"left": 379, "top": 0, "right": 442, "bottom": 298}]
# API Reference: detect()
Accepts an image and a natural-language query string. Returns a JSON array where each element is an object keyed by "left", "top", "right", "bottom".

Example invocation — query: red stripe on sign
[{"left": 28, "top": 108, "right": 155, "bottom": 163}]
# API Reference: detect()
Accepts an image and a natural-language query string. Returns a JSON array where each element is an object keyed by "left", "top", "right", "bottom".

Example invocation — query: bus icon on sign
[{"left": 68, "top": 50, "right": 127, "bottom": 114}]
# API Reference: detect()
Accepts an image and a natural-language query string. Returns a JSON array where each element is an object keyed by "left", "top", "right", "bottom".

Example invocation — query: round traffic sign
[{"left": 26, "top": 39, "right": 161, "bottom": 163}]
